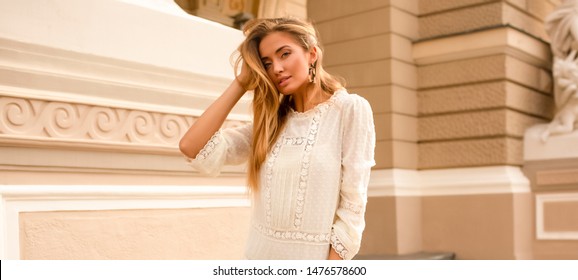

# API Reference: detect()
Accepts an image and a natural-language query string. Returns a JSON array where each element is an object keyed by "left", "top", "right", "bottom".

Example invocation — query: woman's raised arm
[{"left": 179, "top": 70, "right": 249, "bottom": 159}]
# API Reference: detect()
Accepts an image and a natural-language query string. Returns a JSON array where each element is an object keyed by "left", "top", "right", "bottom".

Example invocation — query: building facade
[{"left": 0, "top": 0, "right": 576, "bottom": 259}]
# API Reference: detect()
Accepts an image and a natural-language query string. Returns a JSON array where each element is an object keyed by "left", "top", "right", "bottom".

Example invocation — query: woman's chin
[{"left": 277, "top": 88, "right": 294, "bottom": 96}]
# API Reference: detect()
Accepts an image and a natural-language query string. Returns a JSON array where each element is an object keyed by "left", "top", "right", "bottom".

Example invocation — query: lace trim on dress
[
  {"left": 330, "top": 231, "right": 349, "bottom": 259},
  {"left": 264, "top": 137, "right": 284, "bottom": 225},
  {"left": 263, "top": 90, "right": 345, "bottom": 229},
  {"left": 254, "top": 223, "right": 330, "bottom": 244},
  {"left": 293, "top": 103, "right": 331, "bottom": 228},
  {"left": 284, "top": 137, "right": 306, "bottom": 146},
  {"left": 264, "top": 99, "right": 335, "bottom": 228},
  {"left": 339, "top": 199, "right": 363, "bottom": 215},
  {"left": 288, "top": 89, "right": 345, "bottom": 118},
  {"left": 193, "top": 130, "right": 222, "bottom": 160}
]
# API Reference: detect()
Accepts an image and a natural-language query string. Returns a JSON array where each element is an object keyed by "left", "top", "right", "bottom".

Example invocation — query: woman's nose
[{"left": 273, "top": 61, "right": 283, "bottom": 73}]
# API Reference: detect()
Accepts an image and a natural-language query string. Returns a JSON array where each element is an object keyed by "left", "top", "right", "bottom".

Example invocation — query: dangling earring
[{"left": 308, "top": 62, "right": 317, "bottom": 83}]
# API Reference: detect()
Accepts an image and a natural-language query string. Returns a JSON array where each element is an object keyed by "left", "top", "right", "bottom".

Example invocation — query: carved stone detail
[
  {"left": 0, "top": 96, "right": 245, "bottom": 148},
  {"left": 542, "top": 1, "right": 578, "bottom": 141}
]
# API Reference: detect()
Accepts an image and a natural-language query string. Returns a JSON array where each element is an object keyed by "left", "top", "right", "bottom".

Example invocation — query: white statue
[{"left": 542, "top": 0, "right": 578, "bottom": 141}]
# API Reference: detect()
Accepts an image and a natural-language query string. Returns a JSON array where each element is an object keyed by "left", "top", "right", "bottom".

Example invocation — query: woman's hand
[
  {"left": 235, "top": 60, "right": 251, "bottom": 91},
  {"left": 328, "top": 246, "right": 343, "bottom": 260}
]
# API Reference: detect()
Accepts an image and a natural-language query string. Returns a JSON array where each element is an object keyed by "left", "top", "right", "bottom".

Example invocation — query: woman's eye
[
  {"left": 281, "top": 52, "right": 290, "bottom": 58},
  {"left": 263, "top": 62, "right": 271, "bottom": 69}
]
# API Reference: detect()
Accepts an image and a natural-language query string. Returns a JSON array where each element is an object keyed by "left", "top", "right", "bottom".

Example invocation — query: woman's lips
[{"left": 278, "top": 76, "right": 291, "bottom": 87}]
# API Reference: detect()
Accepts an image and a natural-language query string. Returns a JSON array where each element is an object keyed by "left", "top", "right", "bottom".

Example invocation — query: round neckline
[{"left": 288, "top": 89, "right": 345, "bottom": 117}]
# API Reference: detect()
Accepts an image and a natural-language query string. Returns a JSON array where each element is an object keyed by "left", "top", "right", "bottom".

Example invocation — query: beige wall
[
  {"left": 259, "top": 0, "right": 308, "bottom": 19},
  {"left": 416, "top": 0, "right": 564, "bottom": 259},
  {"left": 421, "top": 193, "right": 533, "bottom": 259},
  {"left": 20, "top": 208, "right": 250, "bottom": 260},
  {"left": 419, "top": 0, "right": 556, "bottom": 41},
  {"left": 417, "top": 0, "right": 556, "bottom": 169},
  {"left": 361, "top": 196, "right": 422, "bottom": 255},
  {"left": 524, "top": 158, "right": 578, "bottom": 259},
  {"left": 310, "top": 0, "right": 578, "bottom": 260},
  {"left": 532, "top": 191, "right": 578, "bottom": 259}
]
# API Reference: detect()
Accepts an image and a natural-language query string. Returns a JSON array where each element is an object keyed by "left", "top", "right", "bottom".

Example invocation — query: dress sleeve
[
  {"left": 184, "top": 123, "right": 252, "bottom": 176},
  {"left": 330, "top": 96, "right": 376, "bottom": 260}
]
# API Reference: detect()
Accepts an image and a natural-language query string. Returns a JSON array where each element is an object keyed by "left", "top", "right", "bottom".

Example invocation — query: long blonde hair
[{"left": 234, "top": 17, "right": 343, "bottom": 193}]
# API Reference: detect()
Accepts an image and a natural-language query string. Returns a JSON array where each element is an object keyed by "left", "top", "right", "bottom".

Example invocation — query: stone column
[
  {"left": 522, "top": 0, "right": 578, "bottom": 259},
  {"left": 415, "top": 0, "right": 558, "bottom": 259}
]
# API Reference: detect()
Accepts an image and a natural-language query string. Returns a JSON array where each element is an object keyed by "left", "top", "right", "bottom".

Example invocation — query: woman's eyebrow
[{"left": 261, "top": 45, "right": 290, "bottom": 60}]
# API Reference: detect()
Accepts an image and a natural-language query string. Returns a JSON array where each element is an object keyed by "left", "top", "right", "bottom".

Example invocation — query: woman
[{"left": 179, "top": 17, "right": 375, "bottom": 260}]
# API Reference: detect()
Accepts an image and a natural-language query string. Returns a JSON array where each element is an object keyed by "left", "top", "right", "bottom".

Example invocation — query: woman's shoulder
[{"left": 333, "top": 88, "right": 372, "bottom": 112}]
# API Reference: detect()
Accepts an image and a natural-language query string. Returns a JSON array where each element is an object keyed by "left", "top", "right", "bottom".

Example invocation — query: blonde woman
[{"left": 179, "top": 18, "right": 375, "bottom": 260}]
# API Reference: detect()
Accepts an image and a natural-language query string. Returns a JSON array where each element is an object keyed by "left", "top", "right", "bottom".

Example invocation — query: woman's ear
[{"left": 309, "top": 46, "right": 318, "bottom": 65}]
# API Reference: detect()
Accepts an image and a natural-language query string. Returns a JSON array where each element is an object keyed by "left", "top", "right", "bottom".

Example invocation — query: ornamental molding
[
  {"left": 368, "top": 166, "right": 531, "bottom": 197},
  {"left": 535, "top": 192, "right": 578, "bottom": 240},
  {"left": 0, "top": 95, "right": 247, "bottom": 152}
]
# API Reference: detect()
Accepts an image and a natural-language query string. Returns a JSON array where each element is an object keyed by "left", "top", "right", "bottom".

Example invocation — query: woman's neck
[{"left": 291, "top": 85, "right": 330, "bottom": 113}]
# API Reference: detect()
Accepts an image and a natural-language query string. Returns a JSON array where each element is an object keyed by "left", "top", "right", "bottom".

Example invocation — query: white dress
[{"left": 186, "top": 89, "right": 376, "bottom": 260}]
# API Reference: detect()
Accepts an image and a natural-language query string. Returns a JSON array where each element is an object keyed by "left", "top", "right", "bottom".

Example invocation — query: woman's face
[{"left": 258, "top": 31, "right": 316, "bottom": 95}]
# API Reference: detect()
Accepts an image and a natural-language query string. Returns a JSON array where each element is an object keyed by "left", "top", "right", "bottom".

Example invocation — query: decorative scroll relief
[{"left": 0, "top": 96, "right": 245, "bottom": 148}]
